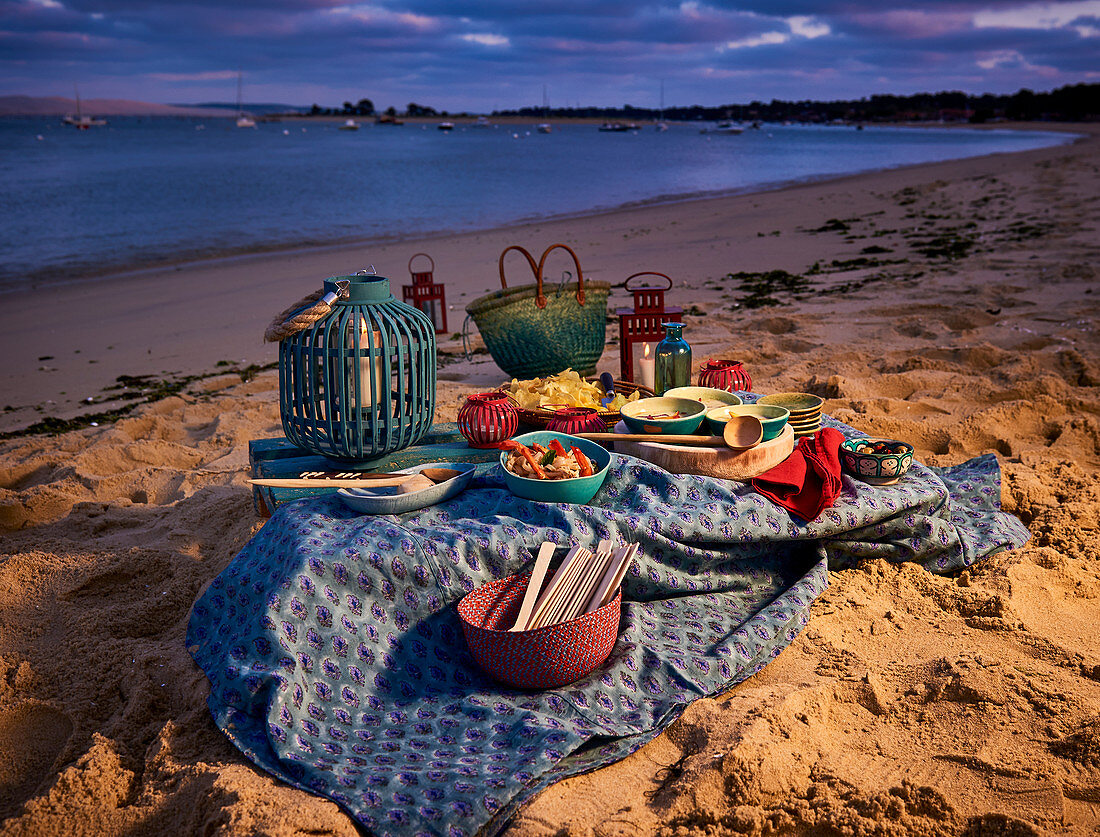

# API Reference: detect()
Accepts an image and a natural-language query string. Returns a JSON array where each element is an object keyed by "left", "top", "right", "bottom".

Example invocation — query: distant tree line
[
  {"left": 493, "top": 82, "right": 1099, "bottom": 124},
  {"left": 306, "top": 99, "right": 454, "bottom": 118},
  {"left": 300, "top": 82, "right": 1096, "bottom": 123}
]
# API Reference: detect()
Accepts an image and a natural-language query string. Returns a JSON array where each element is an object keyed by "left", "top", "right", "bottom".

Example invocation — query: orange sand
[{"left": 1, "top": 125, "right": 1098, "bottom": 835}]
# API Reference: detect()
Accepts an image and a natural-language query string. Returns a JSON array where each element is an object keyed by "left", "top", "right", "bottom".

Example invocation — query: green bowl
[
  {"left": 705, "top": 404, "right": 790, "bottom": 440},
  {"left": 663, "top": 387, "right": 743, "bottom": 410},
  {"left": 840, "top": 438, "right": 914, "bottom": 485},
  {"left": 619, "top": 397, "right": 706, "bottom": 435},
  {"left": 500, "top": 431, "right": 611, "bottom": 504}
]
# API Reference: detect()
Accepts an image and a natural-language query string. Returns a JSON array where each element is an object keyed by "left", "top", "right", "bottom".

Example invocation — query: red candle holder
[
  {"left": 458, "top": 392, "right": 519, "bottom": 448},
  {"left": 546, "top": 407, "right": 606, "bottom": 435},
  {"left": 698, "top": 359, "right": 752, "bottom": 393}
]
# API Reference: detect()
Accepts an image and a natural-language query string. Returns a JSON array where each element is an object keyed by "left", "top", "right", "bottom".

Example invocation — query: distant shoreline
[{"left": 0, "top": 121, "right": 1080, "bottom": 296}]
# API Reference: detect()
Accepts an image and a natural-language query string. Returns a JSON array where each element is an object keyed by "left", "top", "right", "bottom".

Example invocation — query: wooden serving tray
[{"left": 611, "top": 421, "right": 794, "bottom": 481}]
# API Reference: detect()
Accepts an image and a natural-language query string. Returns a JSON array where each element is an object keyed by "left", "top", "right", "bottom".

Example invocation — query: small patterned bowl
[
  {"left": 705, "top": 404, "right": 790, "bottom": 440},
  {"left": 840, "top": 438, "right": 915, "bottom": 485},
  {"left": 620, "top": 397, "right": 706, "bottom": 435},
  {"left": 458, "top": 570, "right": 622, "bottom": 689}
]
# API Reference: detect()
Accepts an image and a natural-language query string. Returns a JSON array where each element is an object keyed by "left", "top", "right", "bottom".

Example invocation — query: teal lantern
[{"left": 278, "top": 272, "right": 436, "bottom": 462}]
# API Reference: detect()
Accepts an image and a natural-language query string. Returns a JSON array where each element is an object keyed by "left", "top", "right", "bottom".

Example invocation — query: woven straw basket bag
[{"left": 465, "top": 244, "right": 610, "bottom": 379}]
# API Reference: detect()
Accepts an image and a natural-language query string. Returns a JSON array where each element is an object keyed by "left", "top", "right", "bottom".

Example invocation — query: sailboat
[
  {"left": 62, "top": 85, "right": 107, "bottom": 130},
  {"left": 655, "top": 80, "right": 669, "bottom": 132},
  {"left": 235, "top": 73, "right": 256, "bottom": 128}
]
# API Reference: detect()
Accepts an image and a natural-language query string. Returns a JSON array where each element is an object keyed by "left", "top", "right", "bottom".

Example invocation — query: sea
[{"left": 0, "top": 116, "right": 1074, "bottom": 292}]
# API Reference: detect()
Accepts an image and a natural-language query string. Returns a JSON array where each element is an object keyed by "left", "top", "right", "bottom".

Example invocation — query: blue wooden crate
[{"left": 249, "top": 422, "right": 501, "bottom": 517}]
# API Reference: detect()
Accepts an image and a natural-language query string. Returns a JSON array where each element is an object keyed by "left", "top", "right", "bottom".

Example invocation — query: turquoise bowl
[
  {"left": 500, "top": 431, "right": 611, "bottom": 504},
  {"left": 619, "top": 397, "right": 706, "bottom": 435},
  {"left": 663, "top": 386, "right": 743, "bottom": 410},
  {"left": 705, "top": 404, "right": 790, "bottom": 440}
]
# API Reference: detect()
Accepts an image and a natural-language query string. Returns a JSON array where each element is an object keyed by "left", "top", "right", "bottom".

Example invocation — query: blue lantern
[{"left": 278, "top": 272, "right": 436, "bottom": 462}]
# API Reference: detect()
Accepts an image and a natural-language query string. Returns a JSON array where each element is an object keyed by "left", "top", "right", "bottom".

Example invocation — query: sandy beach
[{"left": 1, "top": 124, "right": 1098, "bottom": 835}]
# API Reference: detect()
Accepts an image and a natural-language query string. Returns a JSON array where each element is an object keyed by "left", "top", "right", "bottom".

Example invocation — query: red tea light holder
[
  {"left": 458, "top": 391, "right": 519, "bottom": 448},
  {"left": 403, "top": 252, "right": 448, "bottom": 335},
  {"left": 616, "top": 272, "right": 681, "bottom": 386},
  {"left": 698, "top": 359, "right": 753, "bottom": 393},
  {"left": 546, "top": 407, "right": 606, "bottom": 435}
]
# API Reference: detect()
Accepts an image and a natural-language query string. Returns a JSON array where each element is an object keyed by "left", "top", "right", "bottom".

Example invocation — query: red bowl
[{"left": 457, "top": 570, "right": 622, "bottom": 690}]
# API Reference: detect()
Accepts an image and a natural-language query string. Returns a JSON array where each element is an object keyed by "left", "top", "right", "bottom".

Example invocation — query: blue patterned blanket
[{"left": 187, "top": 444, "right": 1028, "bottom": 837}]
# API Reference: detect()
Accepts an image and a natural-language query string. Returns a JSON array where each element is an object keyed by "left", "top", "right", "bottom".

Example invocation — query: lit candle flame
[{"left": 643, "top": 342, "right": 651, "bottom": 359}]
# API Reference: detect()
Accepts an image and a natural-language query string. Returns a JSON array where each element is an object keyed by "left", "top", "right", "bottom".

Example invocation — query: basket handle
[
  {"left": 624, "top": 271, "right": 672, "bottom": 292},
  {"left": 408, "top": 252, "right": 435, "bottom": 275},
  {"left": 536, "top": 243, "right": 585, "bottom": 309},
  {"left": 498, "top": 246, "right": 540, "bottom": 300}
]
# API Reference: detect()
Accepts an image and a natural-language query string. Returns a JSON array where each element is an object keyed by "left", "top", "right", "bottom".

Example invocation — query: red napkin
[{"left": 751, "top": 427, "right": 845, "bottom": 520}]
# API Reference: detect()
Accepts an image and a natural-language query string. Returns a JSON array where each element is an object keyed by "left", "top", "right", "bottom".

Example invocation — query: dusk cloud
[{"left": 1, "top": 0, "right": 1096, "bottom": 110}]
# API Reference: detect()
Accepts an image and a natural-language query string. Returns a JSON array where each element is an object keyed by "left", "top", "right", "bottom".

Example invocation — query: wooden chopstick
[
  {"left": 527, "top": 546, "right": 585, "bottom": 630},
  {"left": 249, "top": 476, "right": 414, "bottom": 489},
  {"left": 536, "top": 549, "right": 591, "bottom": 629},
  {"left": 554, "top": 540, "right": 610, "bottom": 625},
  {"left": 560, "top": 543, "right": 614, "bottom": 623},
  {"left": 510, "top": 542, "right": 556, "bottom": 632},
  {"left": 589, "top": 543, "right": 639, "bottom": 612}
]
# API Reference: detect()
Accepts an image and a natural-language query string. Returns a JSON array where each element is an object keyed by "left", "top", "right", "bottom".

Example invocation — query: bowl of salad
[{"left": 500, "top": 431, "right": 611, "bottom": 504}]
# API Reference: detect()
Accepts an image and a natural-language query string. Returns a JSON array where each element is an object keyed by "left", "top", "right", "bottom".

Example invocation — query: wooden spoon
[
  {"left": 420, "top": 467, "right": 462, "bottom": 484},
  {"left": 723, "top": 415, "right": 764, "bottom": 451}
]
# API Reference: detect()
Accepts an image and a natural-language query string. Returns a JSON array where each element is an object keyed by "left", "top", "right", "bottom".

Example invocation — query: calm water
[{"left": 0, "top": 116, "right": 1072, "bottom": 290}]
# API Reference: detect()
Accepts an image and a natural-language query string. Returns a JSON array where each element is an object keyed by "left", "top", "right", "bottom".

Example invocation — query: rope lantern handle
[
  {"left": 264, "top": 278, "right": 350, "bottom": 343},
  {"left": 408, "top": 252, "right": 435, "bottom": 275},
  {"left": 536, "top": 243, "right": 586, "bottom": 308},
  {"left": 624, "top": 271, "right": 673, "bottom": 292}
]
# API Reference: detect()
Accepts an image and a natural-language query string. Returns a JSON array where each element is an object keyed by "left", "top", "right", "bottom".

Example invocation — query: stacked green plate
[{"left": 757, "top": 392, "right": 824, "bottom": 437}]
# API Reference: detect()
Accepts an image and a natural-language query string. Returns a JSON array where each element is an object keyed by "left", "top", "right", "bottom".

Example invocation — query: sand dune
[{"left": 1, "top": 126, "right": 1098, "bottom": 835}]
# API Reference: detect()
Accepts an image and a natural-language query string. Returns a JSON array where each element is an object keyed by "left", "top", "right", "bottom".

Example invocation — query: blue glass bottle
[{"left": 654, "top": 322, "right": 691, "bottom": 396}]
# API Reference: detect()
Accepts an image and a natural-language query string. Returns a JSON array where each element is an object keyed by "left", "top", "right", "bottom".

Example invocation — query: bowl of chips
[{"left": 501, "top": 369, "right": 653, "bottom": 429}]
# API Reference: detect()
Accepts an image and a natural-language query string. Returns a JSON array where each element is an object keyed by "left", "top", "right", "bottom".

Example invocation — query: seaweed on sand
[{"left": 724, "top": 270, "right": 810, "bottom": 309}]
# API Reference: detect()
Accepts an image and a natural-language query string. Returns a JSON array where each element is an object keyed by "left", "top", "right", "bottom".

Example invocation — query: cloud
[
  {"left": 787, "top": 15, "right": 829, "bottom": 38},
  {"left": 973, "top": 1, "right": 1100, "bottom": 31},
  {"left": 147, "top": 70, "right": 240, "bottom": 82},
  {"left": 461, "top": 32, "right": 509, "bottom": 47},
  {"left": 721, "top": 30, "right": 788, "bottom": 49}
]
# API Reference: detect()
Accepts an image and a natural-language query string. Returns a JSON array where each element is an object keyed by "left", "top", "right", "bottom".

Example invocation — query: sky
[{"left": 2, "top": 0, "right": 1098, "bottom": 111}]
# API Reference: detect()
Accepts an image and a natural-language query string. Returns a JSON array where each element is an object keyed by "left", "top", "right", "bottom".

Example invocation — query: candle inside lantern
[
  {"left": 638, "top": 342, "right": 655, "bottom": 391},
  {"left": 354, "top": 317, "right": 388, "bottom": 408}
]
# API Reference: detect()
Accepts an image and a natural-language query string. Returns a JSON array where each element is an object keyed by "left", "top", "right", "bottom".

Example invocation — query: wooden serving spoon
[{"left": 723, "top": 415, "right": 764, "bottom": 451}]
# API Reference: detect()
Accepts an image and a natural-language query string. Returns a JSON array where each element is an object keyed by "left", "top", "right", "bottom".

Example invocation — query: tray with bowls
[
  {"left": 840, "top": 438, "right": 914, "bottom": 485},
  {"left": 501, "top": 377, "right": 655, "bottom": 429},
  {"left": 758, "top": 392, "right": 824, "bottom": 437}
]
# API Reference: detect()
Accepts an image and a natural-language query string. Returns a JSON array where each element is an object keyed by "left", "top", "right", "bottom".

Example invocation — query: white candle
[
  {"left": 355, "top": 318, "right": 388, "bottom": 407},
  {"left": 638, "top": 342, "right": 655, "bottom": 391}
]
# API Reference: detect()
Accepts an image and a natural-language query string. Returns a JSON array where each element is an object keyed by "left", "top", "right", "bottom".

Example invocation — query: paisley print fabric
[{"left": 188, "top": 439, "right": 1028, "bottom": 837}]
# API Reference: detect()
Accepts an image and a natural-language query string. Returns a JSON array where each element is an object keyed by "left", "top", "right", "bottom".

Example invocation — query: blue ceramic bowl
[
  {"left": 663, "top": 387, "right": 743, "bottom": 410},
  {"left": 705, "top": 404, "right": 790, "bottom": 440},
  {"left": 619, "top": 397, "right": 706, "bottom": 435},
  {"left": 500, "top": 431, "right": 611, "bottom": 504}
]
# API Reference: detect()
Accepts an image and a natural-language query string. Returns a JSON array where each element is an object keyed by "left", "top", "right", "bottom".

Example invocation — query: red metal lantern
[
  {"left": 616, "top": 272, "right": 681, "bottom": 387},
  {"left": 546, "top": 407, "right": 606, "bottom": 435},
  {"left": 698, "top": 359, "right": 752, "bottom": 393},
  {"left": 403, "top": 252, "right": 448, "bottom": 334},
  {"left": 458, "top": 392, "right": 518, "bottom": 448}
]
